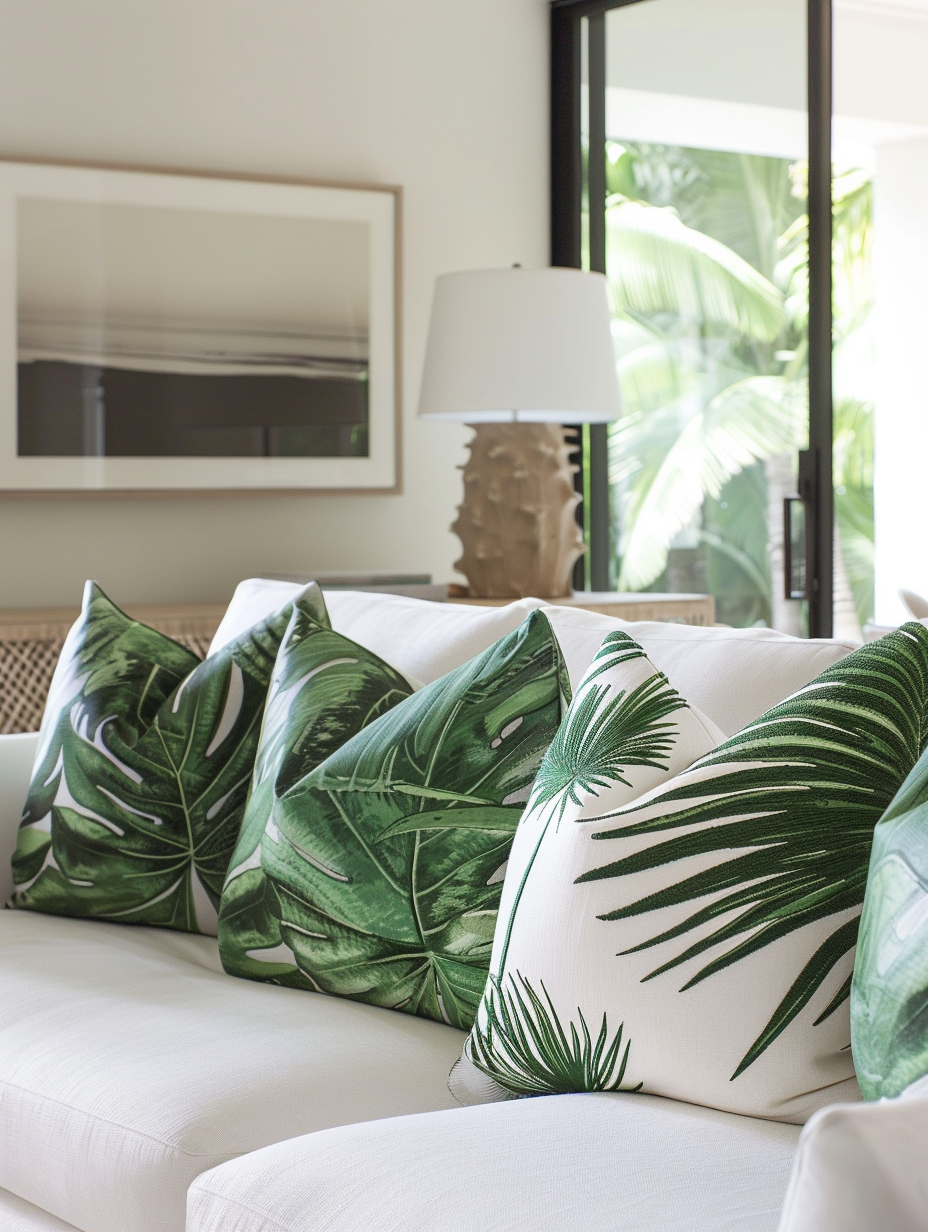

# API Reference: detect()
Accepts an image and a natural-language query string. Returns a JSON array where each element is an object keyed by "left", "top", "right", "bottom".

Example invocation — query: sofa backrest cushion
[{"left": 215, "top": 582, "right": 857, "bottom": 737}]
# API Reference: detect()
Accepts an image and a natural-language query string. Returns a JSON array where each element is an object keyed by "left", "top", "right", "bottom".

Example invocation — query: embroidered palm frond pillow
[
  {"left": 233, "top": 610, "right": 569, "bottom": 1031},
  {"left": 454, "top": 624, "right": 928, "bottom": 1122},
  {"left": 9, "top": 579, "right": 328, "bottom": 934}
]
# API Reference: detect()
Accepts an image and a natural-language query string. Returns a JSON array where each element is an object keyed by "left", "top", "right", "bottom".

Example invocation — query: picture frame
[{"left": 0, "top": 158, "right": 401, "bottom": 494}]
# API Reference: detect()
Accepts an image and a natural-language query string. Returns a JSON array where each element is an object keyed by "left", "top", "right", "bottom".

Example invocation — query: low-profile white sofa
[{"left": 1, "top": 588, "right": 926, "bottom": 1232}]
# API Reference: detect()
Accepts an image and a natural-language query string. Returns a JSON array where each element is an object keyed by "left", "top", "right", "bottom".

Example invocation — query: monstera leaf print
[
  {"left": 219, "top": 609, "right": 416, "bottom": 984},
  {"left": 21, "top": 580, "right": 200, "bottom": 835},
  {"left": 11, "top": 586, "right": 329, "bottom": 932},
  {"left": 263, "top": 611, "right": 568, "bottom": 1030},
  {"left": 580, "top": 623, "right": 928, "bottom": 1080},
  {"left": 852, "top": 742, "right": 928, "bottom": 1100}
]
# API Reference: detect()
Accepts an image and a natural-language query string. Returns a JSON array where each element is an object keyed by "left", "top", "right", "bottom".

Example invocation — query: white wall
[{"left": 0, "top": 0, "right": 549, "bottom": 606}]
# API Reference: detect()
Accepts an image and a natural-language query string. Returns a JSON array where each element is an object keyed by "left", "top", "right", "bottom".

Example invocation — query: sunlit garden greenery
[{"left": 603, "top": 140, "right": 874, "bottom": 630}]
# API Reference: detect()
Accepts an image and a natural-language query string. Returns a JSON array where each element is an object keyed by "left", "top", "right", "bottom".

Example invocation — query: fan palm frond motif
[
  {"left": 578, "top": 624, "right": 928, "bottom": 1078},
  {"left": 530, "top": 632, "right": 687, "bottom": 819},
  {"left": 494, "top": 632, "right": 688, "bottom": 976},
  {"left": 467, "top": 972, "right": 641, "bottom": 1097}
]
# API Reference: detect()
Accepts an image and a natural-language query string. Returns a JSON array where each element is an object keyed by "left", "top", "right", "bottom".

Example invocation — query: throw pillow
[
  {"left": 455, "top": 623, "right": 928, "bottom": 1122},
  {"left": 252, "top": 610, "right": 569, "bottom": 1030},
  {"left": 449, "top": 629, "right": 723, "bottom": 1106},
  {"left": 218, "top": 606, "right": 417, "bottom": 984},
  {"left": 851, "top": 742, "right": 928, "bottom": 1100},
  {"left": 9, "top": 582, "right": 328, "bottom": 934}
]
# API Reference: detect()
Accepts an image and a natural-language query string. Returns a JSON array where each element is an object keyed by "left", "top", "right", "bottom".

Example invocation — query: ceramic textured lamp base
[{"left": 452, "top": 423, "right": 586, "bottom": 599}]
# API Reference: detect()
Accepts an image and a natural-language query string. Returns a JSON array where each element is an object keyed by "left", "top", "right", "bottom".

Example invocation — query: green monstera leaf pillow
[
  {"left": 218, "top": 606, "right": 417, "bottom": 984},
  {"left": 9, "top": 581, "right": 329, "bottom": 934},
  {"left": 852, "top": 742, "right": 928, "bottom": 1100},
  {"left": 456, "top": 623, "right": 928, "bottom": 1122},
  {"left": 249, "top": 610, "right": 568, "bottom": 1030}
]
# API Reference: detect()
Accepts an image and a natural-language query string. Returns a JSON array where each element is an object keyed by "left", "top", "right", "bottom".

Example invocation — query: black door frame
[{"left": 551, "top": 0, "right": 835, "bottom": 637}]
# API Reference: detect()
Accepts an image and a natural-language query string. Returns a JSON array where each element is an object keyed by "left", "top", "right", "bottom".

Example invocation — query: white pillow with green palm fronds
[
  {"left": 453, "top": 623, "right": 928, "bottom": 1123},
  {"left": 450, "top": 628, "right": 724, "bottom": 1105}
]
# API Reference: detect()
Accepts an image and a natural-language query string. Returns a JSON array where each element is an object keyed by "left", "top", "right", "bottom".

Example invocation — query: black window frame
[{"left": 552, "top": 0, "right": 835, "bottom": 637}]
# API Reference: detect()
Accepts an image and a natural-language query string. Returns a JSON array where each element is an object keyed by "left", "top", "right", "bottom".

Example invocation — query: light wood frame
[{"left": 0, "top": 157, "right": 402, "bottom": 496}]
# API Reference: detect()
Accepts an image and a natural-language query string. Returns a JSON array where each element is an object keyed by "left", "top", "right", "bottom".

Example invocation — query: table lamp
[{"left": 418, "top": 266, "right": 621, "bottom": 598}]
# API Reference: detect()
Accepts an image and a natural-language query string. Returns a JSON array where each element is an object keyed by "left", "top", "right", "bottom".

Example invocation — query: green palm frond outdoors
[
  {"left": 613, "top": 374, "right": 806, "bottom": 590},
  {"left": 467, "top": 972, "right": 640, "bottom": 1097},
  {"left": 606, "top": 196, "right": 785, "bottom": 340},
  {"left": 603, "top": 144, "right": 874, "bottom": 626},
  {"left": 578, "top": 626, "right": 928, "bottom": 1078},
  {"left": 531, "top": 633, "right": 685, "bottom": 817}
]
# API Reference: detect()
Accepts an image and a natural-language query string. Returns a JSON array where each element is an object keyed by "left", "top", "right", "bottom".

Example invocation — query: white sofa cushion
[
  {"left": 187, "top": 1092, "right": 800, "bottom": 1232},
  {"left": 0, "top": 911, "right": 464, "bottom": 1232},
  {"left": 0, "top": 732, "right": 41, "bottom": 907},
  {"left": 209, "top": 582, "right": 857, "bottom": 736},
  {"left": 0, "top": 1188, "right": 81, "bottom": 1232},
  {"left": 777, "top": 1083, "right": 928, "bottom": 1232}
]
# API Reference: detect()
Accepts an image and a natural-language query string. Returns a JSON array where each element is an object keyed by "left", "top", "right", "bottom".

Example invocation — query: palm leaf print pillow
[
  {"left": 852, "top": 740, "right": 928, "bottom": 1100},
  {"left": 450, "top": 629, "right": 723, "bottom": 1105},
  {"left": 456, "top": 624, "right": 928, "bottom": 1122},
  {"left": 219, "top": 606, "right": 417, "bottom": 985},
  {"left": 250, "top": 610, "right": 569, "bottom": 1030},
  {"left": 9, "top": 582, "right": 328, "bottom": 934}
]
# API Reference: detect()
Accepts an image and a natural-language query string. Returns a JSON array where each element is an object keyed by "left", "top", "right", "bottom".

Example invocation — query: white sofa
[{"left": 1, "top": 589, "right": 925, "bottom": 1232}]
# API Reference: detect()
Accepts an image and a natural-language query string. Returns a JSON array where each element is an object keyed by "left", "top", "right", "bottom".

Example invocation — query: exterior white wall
[
  {"left": 0, "top": 0, "right": 549, "bottom": 606},
  {"left": 871, "top": 134, "right": 928, "bottom": 624}
]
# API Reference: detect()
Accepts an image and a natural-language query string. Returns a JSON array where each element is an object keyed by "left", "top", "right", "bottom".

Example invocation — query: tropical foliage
[
  {"left": 467, "top": 972, "right": 640, "bottom": 1096},
  {"left": 602, "top": 141, "right": 874, "bottom": 630},
  {"left": 262, "top": 611, "right": 567, "bottom": 1030},
  {"left": 579, "top": 623, "right": 928, "bottom": 1079},
  {"left": 12, "top": 586, "right": 328, "bottom": 932},
  {"left": 852, "top": 742, "right": 928, "bottom": 1100},
  {"left": 219, "top": 609, "right": 416, "bottom": 984},
  {"left": 21, "top": 581, "right": 200, "bottom": 834}
]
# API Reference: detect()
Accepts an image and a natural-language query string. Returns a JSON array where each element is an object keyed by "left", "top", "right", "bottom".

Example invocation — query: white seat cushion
[
  {"left": 188, "top": 1091, "right": 800, "bottom": 1232},
  {"left": 0, "top": 1188, "right": 81, "bottom": 1232},
  {"left": 0, "top": 911, "right": 464, "bottom": 1232}
]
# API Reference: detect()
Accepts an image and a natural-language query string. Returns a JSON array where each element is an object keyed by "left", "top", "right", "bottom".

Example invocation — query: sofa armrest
[
  {"left": 0, "top": 731, "right": 39, "bottom": 905},
  {"left": 778, "top": 1087, "right": 928, "bottom": 1232}
]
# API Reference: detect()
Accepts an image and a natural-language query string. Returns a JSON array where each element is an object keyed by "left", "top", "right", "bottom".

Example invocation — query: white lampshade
[{"left": 417, "top": 266, "right": 621, "bottom": 423}]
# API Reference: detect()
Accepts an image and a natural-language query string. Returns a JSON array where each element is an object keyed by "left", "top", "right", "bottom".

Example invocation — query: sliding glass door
[{"left": 553, "top": 0, "right": 836, "bottom": 636}]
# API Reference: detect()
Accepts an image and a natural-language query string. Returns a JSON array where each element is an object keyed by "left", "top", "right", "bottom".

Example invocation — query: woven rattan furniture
[{"left": 0, "top": 604, "right": 225, "bottom": 734}]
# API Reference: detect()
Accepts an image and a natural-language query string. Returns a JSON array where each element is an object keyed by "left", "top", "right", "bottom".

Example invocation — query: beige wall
[{"left": 0, "top": 0, "right": 549, "bottom": 606}]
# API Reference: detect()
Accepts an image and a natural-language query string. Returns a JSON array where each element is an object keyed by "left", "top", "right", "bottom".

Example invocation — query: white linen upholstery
[
  {"left": 0, "top": 731, "right": 40, "bottom": 905},
  {"left": 207, "top": 578, "right": 309, "bottom": 655},
  {"left": 777, "top": 1084, "right": 928, "bottom": 1232},
  {"left": 0, "top": 911, "right": 465, "bottom": 1232},
  {"left": 188, "top": 1092, "right": 800, "bottom": 1232},
  {"left": 326, "top": 590, "right": 857, "bottom": 734},
  {"left": 209, "top": 582, "right": 856, "bottom": 735},
  {"left": 540, "top": 608, "right": 858, "bottom": 736},
  {"left": 0, "top": 1188, "right": 82, "bottom": 1231}
]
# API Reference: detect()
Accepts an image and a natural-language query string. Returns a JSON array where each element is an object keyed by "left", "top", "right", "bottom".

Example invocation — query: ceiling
[{"left": 837, "top": 0, "right": 928, "bottom": 18}]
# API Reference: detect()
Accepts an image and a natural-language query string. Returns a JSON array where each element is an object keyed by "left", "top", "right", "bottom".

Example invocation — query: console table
[{"left": 447, "top": 591, "right": 716, "bottom": 626}]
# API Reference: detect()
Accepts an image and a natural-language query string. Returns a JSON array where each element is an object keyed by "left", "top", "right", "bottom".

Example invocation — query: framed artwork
[{"left": 0, "top": 159, "right": 401, "bottom": 493}]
